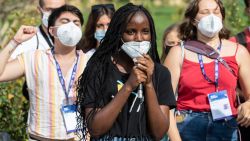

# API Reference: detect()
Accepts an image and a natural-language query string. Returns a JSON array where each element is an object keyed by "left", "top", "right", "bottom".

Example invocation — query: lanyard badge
[
  {"left": 61, "top": 103, "right": 78, "bottom": 133},
  {"left": 208, "top": 90, "right": 233, "bottom": 121},
  {"left": 198, "top": 41, "right": 233, "bottom": 121},
  {"left": 51, "top": 49, "right": 80, "bottom": 133}
]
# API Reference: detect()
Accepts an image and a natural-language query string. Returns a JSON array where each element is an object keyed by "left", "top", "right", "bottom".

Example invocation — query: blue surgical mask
[{"left": 94, "top": 30, "right": 106, "bottom": 42}]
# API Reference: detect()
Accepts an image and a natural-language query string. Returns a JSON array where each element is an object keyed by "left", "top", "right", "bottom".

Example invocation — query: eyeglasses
[{"left": 91, "top": 4, "right": 115, "bottom": 12}]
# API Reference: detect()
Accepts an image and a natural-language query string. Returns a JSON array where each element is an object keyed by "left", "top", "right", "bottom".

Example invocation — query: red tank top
[{"left": 177, "top": 51, "right": 239, "bottom": 115}]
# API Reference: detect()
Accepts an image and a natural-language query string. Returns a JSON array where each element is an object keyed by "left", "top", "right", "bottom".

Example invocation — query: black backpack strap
[
  {"left": 236, "top": 32, "right": 247, "bottom": 47},
  {"left": 39, "top": 25, "right": 53, "bottom": 48}
]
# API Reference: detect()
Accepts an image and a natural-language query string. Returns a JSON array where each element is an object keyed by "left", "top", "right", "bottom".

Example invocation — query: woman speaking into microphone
[{"left": 76, "top": 3, "right": 176, "bottom": 141}]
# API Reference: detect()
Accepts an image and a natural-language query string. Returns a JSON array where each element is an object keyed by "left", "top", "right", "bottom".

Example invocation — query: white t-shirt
[
  {"left": 85, "top": 48, "right": 96, "bottom": 58},
  {"left": 11, "top": 26, "right": 52, "bottom": 59}
]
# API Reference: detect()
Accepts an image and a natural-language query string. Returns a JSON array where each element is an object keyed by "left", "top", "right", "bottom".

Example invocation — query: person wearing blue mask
[{"left": 81, "top": 4, "right": 115, "bottom": 56}]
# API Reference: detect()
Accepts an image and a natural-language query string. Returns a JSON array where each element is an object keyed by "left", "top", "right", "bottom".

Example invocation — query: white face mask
[
  {"left": 55, "top": 22, "right": 82, "bottom": 47},
  {"left": 196, "top": 14, "right": 223, "bottom": 38},
  {"left": 121, "top": 41, "right": 151, "bottom": 59},
  {"left": 94, "top": 30, "right": 106, "bottom": 42},
  {"left": 42, "top": 11, "right": 51, "bottom": 27}
]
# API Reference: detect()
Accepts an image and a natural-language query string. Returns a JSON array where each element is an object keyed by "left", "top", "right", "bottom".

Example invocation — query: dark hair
[
  {"left": 160, "top": 24, "right": 180, "bottom": 63},
  {"left": 47, "top": 5, "right": 84, "bottom": 49},
  {"left": 76, "top": 3, "right": 159, "bottom": 138},
  {"left": 81, "top": 4, "right": 115, "bottom": 53},
  {"left": 244, "top": 0, "right": 249, "bottom": 8},
  {"left": 180, "top": 0, "right": 230, "bottom": 41},
  {"left": 39, "top": 0, "right": 44, "bottom": 8}
]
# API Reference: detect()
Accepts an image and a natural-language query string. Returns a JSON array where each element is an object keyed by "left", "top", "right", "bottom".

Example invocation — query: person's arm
[
  {"left": 85, "top": 63, "right": 148, "bottom": 137},
  {"left": 144, "top": 82, "right": 169, "bottom": 141},
  {"left": 135, "top": 55, "right": 174, "bottom": 140},
  {"left": 235, "top": 43, "right": 250, "bottom": 127},
  {"left": 163, "top": 46, "right": 183, "bottom": 140},
  {"left": 167, "top": 110, "right": 182, "bottom": 141},
  {"left": 163, "top": 46, "right": 183, "bottom": 93},
  {"left": 85, "top": 82, "right": 133, "bottom": 137},
  {"left": 0, "top": 25, "right": 37, "bottom": 82}
]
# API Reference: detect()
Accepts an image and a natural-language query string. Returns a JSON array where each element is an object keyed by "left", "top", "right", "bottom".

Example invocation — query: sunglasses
[{"left": 91, "top": 4, "right": 115, "bottom": 12}]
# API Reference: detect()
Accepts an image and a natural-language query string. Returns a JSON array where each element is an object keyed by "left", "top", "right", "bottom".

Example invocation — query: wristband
[
  {"left": 8, "top": 40, "right": 17, "bottom": 55},
  {"left": 12, "top": 37, "right": 21, "bottom": 45}
]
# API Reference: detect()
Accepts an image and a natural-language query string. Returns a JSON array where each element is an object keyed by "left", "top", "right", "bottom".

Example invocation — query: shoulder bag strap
[{"left": 184, "top": 40, "right": 236, "bottom": 77}]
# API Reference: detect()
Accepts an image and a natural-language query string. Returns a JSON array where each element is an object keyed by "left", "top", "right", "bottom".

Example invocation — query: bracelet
[
  {"left": 12, "top": 37, "right": 21, "bottom": 45},
  {"left": 8, "top": 40, "right": 16, "bottom": 55}
]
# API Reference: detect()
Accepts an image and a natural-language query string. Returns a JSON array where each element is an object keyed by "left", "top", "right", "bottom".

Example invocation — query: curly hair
[{"left": 76, "top": 3, "right": 159, "bottom": 139}]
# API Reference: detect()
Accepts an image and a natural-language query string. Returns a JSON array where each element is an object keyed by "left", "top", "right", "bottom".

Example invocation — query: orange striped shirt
[{"left": 18, "top": 49, "right": 89, "bottom": 140}]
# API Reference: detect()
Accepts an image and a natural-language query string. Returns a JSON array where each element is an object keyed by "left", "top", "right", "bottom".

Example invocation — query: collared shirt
[{"left": 17, "top": 49, "right": 89, "bottom": 140}]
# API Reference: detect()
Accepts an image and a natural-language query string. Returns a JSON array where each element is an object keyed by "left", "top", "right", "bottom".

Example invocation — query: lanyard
[
  {"left": 51, "top": 48, "right": 79, "bottom": 104},
  {"left": 39, "top": 25, "right": 53, "bottom": 48},
  {"left": 198, "top": 41, "right": 221, "bottom": 90}
]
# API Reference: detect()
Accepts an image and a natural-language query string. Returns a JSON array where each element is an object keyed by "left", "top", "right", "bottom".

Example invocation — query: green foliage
[
  {"left": 0, "top": 2, "right": 37, "bottom": 140},
  {"left": 0, "top": 79, "right": 29, "bottom": 141},
  {"left": 149, "top": 5, "right": 183, "bottom": 55},
  {"left": 224, "top": 0, "right": 250, "bottom": 35}
]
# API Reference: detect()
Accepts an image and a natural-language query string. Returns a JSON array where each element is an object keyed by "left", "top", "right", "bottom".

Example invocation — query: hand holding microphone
[
  {"left": 121, "top": 40, "right": 153, "bottom": 92},
  {"left": 134, "top": 55, "right": 154, "bottom": 85},
  {"left": 121, "top": 40, "right": 153, "bottom": 112}
]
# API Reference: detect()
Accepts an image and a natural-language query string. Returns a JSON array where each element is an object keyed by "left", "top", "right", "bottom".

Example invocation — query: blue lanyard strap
[
  {"left": 51, "top": 48, "right": 79, "bottom": 103},
  {"left": 197, "top": 41, "right": 222, "bottom": 89}
]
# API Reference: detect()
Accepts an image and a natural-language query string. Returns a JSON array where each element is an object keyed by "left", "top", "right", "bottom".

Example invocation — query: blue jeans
[{"left": 176, "top": 110, "right": 238, "bottom": 141}]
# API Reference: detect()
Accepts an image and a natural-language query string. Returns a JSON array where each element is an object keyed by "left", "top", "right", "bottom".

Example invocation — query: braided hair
[{"left": 76, "top": 3, "right": 159, "bottom": 139}]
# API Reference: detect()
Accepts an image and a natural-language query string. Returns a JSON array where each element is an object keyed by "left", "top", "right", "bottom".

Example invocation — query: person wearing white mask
[
  {"left": 12, "top": 0, "right": 65, "bottom": 101},
  {"left": 164, "top": 0, "right": 250, "bottom": 140},
  {"left": 81, "top": 4, "right": 115, "bottom": 57},
  {"left": 0, "top": 5, "right": 89, "bottom": 140},
  {"left": 11, "top": 0, "right": 65, "bottom": 59},
  {"left": 76, "top": 3, "right": 176, "bottom": 141}
]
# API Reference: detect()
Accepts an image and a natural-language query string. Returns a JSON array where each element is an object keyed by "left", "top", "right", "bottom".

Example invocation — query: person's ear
[
  {"left": 49, "top": 27, "right": 56, "bottom": 37},
  {"left": 191, "top": 19, "right": 198, "bottom": 26},
  {"left": 37, "top": 6, "right": 43, "bottom": 14}
]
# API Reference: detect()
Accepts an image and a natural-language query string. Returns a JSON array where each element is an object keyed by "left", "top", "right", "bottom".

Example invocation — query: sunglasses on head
[{"left": 91, "top": 4, "right": 115, "bottom": 12}]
